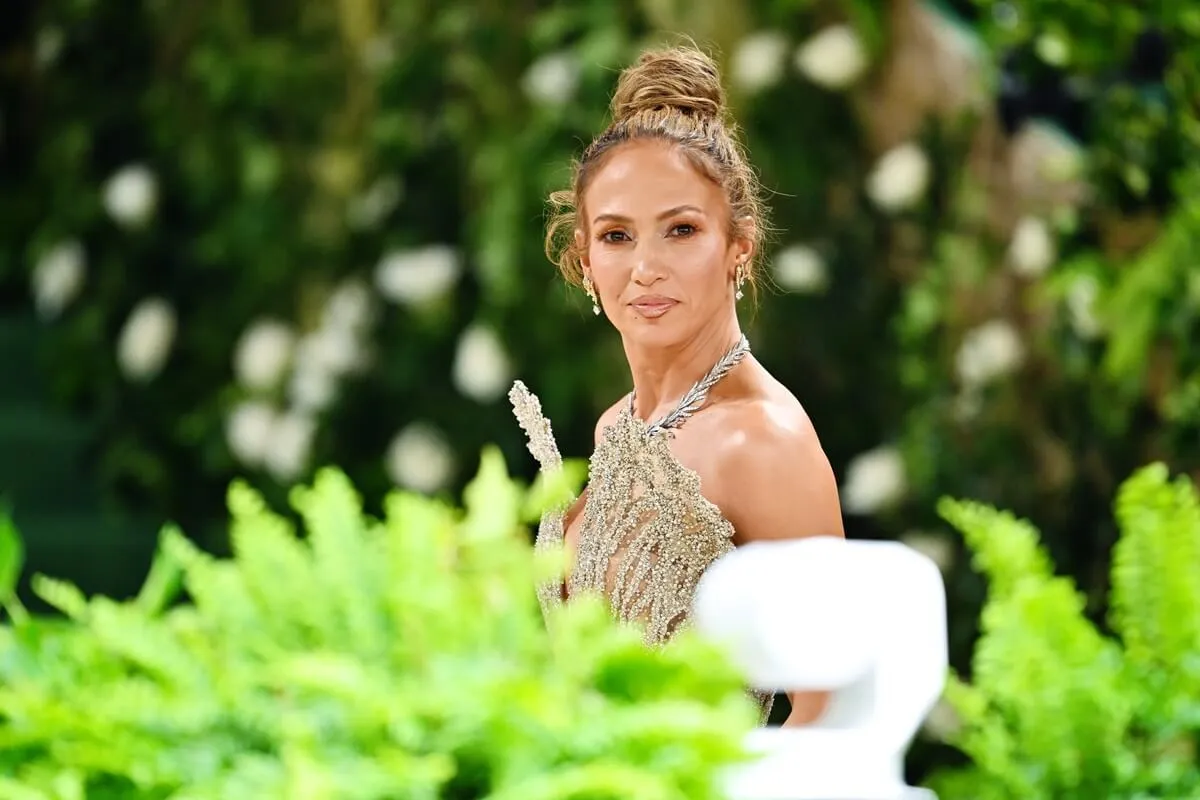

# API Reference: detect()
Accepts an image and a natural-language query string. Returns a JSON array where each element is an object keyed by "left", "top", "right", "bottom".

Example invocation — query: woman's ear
[
  {"left": 734, "top": 216, "right": 756, "bottom": 266},
  {"left": 575, "top": 228, "right": 589, "bottom": 270}
]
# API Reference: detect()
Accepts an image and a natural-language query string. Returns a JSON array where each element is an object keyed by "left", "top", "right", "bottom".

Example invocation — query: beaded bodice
[
  {"left": 512, "top": 387, "right": 739, "bottom": 641},
  {"left": 509, "top": 336, "right": 774, "bottom": 720}
]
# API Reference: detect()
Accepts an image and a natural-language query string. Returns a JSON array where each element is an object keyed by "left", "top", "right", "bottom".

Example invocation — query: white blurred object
[
  {"left": 522, "top": 51, "right": 581, "bottom": 107},
  {"left": 31, "top": 239, "right": 86, "bottom": 319},
  {"left": 954, "top": 319, "right": 1023, "bottom": 388},
  {"left": 898, "top": 531, "right": 955, "bottom": 572},
  {"left": 773, "top": 245, "right": 828, "bottom": 294},
  {"left": 866, "top": 142, "right": 930, "bottom": 212},
  {"left": 732, "top": 31, "right": 790, "bottom": 94},
  {"left": 263, "top": 409, "right": 317, "bottom": 483},
  {"left": 794, "top": 25, "right": 868, "bottom": 90},
  {"left": 385, "top": 422, "right": 455, "bottom": 493},
  {"left": 117, "top": 297, "right": 176, "bottom": 381},
  {"left": 1007, "top": 216, "right": 1056, "bottom": 278},
  {"left": 692, "top": 537, "right": 947, "bottom": 800},
  {"left": 295, "top": 324, "right": 363, "bottom": 379},
  {"left": 374, "top": 245, "right": 461, "bottom": 306},
  {"left": 234, "top": 319, "right": 295, "bottom": 392},
  {"left": 323, "top": 279, "right": 375, "bottom": 333},
  {"left": 103, "top": 164, "right": 158, "bottom": 229},
  {"left": 452, "top": 323, "right": 514, "bottom": 403},
  {"left": 225, "top": 400, "right": 277, "bottom": 467},
  {"left": 288, "top": 360, "right": 339, "bottom": 413},
  {"left": 347, "top": 176, "right": 402, "bottom": 230},
  {"left": 1065, "top": 275, "right": 1103, "bottom": 340},
  {"left": 35, "top": 27, "right": 64, "bottom": 70},
  {"left": 840, "top": 445, "right": 907, "bottom": 515}
]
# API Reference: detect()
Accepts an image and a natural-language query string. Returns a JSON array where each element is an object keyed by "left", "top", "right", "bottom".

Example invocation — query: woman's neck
[{"left": 623, "top": 317, "right": 744, "bottom": 422}]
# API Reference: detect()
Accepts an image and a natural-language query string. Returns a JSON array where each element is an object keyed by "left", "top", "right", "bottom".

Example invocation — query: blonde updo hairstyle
[{"left": 545, "top": 44, "right": 769, "bottom": 298}]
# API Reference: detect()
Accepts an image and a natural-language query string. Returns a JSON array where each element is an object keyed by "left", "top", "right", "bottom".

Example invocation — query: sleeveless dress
[{"left": 508, "top": 336, "right": 775, "bottom": 722}]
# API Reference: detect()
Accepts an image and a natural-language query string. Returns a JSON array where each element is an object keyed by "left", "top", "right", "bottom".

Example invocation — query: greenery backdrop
[{"left": 2, "top": 0, "right": 1199, "bottom": 788}]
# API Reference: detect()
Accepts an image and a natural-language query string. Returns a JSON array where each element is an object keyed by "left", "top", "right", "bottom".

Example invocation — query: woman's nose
[{"left": 631, "top": 242, "right": 666, "bottom": 285}]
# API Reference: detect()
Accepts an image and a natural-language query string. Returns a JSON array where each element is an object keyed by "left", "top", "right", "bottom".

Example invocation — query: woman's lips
[{"left": 630, "top": 296, "right": 677, "bottom": 318}]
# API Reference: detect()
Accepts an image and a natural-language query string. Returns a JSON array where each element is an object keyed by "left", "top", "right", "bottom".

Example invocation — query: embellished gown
[{"left": 508, "top": 336, "right": 774, "bottom": 721}]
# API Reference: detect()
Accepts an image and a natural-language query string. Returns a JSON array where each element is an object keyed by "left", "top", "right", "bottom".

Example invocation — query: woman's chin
[{"left": 616, "top": 315, "right": 692, "bottom": 349}]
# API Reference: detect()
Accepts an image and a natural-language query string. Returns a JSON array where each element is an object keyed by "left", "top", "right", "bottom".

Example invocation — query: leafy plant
[
  {"left": 0, "top": 450, "right": 756, "bottom": 798},
  {"left": 928, "top": 463, "right": 1200, "bottom": 799}
]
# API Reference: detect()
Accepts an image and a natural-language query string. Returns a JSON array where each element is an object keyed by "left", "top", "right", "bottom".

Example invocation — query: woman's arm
[{"left": 713, "top": 403, "right": 845, "bottom": 727}]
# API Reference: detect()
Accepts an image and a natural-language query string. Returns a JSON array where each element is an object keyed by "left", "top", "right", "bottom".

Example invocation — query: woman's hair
[{"left": 545, "top": 43, "right": 768, "bottom": 293}]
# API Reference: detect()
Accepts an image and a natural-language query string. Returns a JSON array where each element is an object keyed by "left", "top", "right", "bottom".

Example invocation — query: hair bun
[{"left": 610, "top": 45, "right": 727, "bottom": 124}]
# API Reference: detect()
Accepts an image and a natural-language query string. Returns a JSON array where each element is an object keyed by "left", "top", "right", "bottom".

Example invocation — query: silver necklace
[{"left": 629, "top": 335, "right": 752, "bottom": 436}]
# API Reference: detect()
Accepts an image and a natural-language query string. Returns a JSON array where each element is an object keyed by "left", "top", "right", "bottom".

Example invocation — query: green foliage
[
  {"left": 6, "top": 0, "right": 1200, "bottom": 784},
  {"left": 928, "top": 464, "right": 1200, "bottom": 799},
  {"left": 0, "top": 450, "right": 755, "bottom": 798}
]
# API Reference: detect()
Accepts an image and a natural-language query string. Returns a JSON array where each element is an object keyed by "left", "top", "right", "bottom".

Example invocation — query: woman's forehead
[{"left": 585, "top": 142, "right": 725, "bottom": 219}]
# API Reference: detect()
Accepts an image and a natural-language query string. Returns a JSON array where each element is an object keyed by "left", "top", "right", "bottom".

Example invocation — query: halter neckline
[{"left": 627, "top": 335, "right": 752, "bottom": 436}]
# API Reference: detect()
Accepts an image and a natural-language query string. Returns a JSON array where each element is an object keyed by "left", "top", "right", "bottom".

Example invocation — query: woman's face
[{"left": 578, "top": 140, "right": 752, "bottom": 349}]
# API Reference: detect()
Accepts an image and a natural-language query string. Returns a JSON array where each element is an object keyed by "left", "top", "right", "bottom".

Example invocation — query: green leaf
[
  {"left": 521, "top": 457, "right": 588, "bottom": 523},
  {"left": 135, "top": 524, "right": 186, "bottom": 616},
  {"left": 0, "top": 503, "right": 24, "bottom": 606}
]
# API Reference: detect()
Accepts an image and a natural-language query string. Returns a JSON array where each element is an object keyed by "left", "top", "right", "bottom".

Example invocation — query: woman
[{"left": 509, "top": 43, "right": 845, "bottom": 727}]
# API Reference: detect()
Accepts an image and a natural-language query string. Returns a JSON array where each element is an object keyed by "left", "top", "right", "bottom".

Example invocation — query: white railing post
[{"left": 692, "top": 536, "right": 948, "bottom": 800}]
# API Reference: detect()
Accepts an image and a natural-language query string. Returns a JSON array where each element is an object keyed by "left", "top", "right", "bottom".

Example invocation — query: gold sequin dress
[{"left": 508, "top": 336, "right": 775, "bottom": 721}]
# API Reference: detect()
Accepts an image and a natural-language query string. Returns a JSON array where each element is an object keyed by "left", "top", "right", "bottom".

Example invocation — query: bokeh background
[{"left": 2, "top": 0, "right": 1197, "bottom": 789}]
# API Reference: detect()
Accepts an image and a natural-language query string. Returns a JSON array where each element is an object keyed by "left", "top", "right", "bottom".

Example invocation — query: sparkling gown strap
[
  {"left": 507, "top": 380, "right": 563, "bottom": 474},
  {"left": 508, "top": 380, "right": 570, "bottom": 617}
]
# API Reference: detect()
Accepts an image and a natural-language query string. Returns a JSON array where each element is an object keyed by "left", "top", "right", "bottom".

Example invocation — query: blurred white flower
[
  {"left": 1010, "top": 121, "right": 1087, "bottom": 208},
  {"left": 31, "top": 239, "right": 85, "bottom": 319},
  {"left": 1066, "top": 275, "right": 1103, "bottom": 340},
  {"left": 295, "top": 324, "right": 363, "bottom": 379},
  {"left": 841, "top": 445, "right": 907, "bottom": 515},
  {"left": 794, "top": 24, "right": 868, "bottom": 90},
  {"left": 117, "top": 297, "right": 176, "bottom": 381},
  {"left": 955, "top": 319, "right": 1024, "bottom": 388},
  {"left": 374, "top": 245, "right": 461, "bottom": 306},
  {"left": 1008, "top": 216, "right": 1056, "bottom": 278},
  {"left": 522, "top": 52, "right": 580, "bottom": 107},
  {"left": 322, "top": 279, "right": 375, "bottom": 334},
  {"left": 264, "top": 410, "right": 317, "bottom": 483},
  {"left": 731, "top": 31, "right": 789, "bottom": 94},
  {"left": 346, "top": 176, "right": 403, "bottom": 230},
  {"left": 35, "top": 27, "right": 64, "bottom": 70},
  {"left": 385, "top": 422, "right": 456, "bottom": 493},
  {"left": 233, "top": 319, "right": 295, "bottom": 392},
  {"left": 899, "top": 531, "right": 955, "bottom": 571},
  {"left": 103, "top": 164, "right": 158, "bottom": 229},
  {"left": 773, "top": 244, "right": 828, "bottom": 294},
  {"left": 867, "top": 142, "right": 931, "bottom": 211},
  {"left": 288, "top": 362, "right": 339, "bottom": 413},
  {"left": 225, "top": 400, "right": 278, "bottom": 467},
  {"left": 452, "top": 323, "right": 514, "bottom": 403},
  {"left": 922, "top": 698, "right": 962, "bottom": 740}
]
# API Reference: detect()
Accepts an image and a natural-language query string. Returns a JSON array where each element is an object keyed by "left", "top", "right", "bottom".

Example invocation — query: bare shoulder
[{"left": 710, "top": 393, "right": 845, "bottom": 544}]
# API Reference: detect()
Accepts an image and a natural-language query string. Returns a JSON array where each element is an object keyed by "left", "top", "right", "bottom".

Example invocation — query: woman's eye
[
  {"left": 600, "top": 230, "right": 629, "bottom": 243},
  {"left": 671, "top": 224, "right": 696, "bottom": 237}
]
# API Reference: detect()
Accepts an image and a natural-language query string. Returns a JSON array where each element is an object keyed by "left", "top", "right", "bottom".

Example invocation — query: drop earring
[
  {"left": 583, "top": 275, "right": 601, "bottom": 315},
  {"left": 734, "top": 261, "right": 746, "bottom": 301}
]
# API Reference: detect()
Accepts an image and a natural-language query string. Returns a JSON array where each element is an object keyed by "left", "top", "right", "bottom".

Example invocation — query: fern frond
[
  {"left": 134, "top": 524, "right": 185, "bottom": 616},
  {"left": 935, "top": 495, "right": 1138, "bottom": 797},
  {"left": 29, "top": 576, "right": 88, "bottom": 621},
  {"left": 937, "top": 497, "right": 1052, "bottom": 599},
  {"left": 1109, "top": 463, "right": 1200, "bottom": 693},
  {"left": 226, "top": 480, "right": 331, "bottom": 651},
  {"left": 288, "top": 469, "right": 390, "bottom": 661},
  {"left": 0, "top": 459, "right": 753, "bottom": 798}
]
